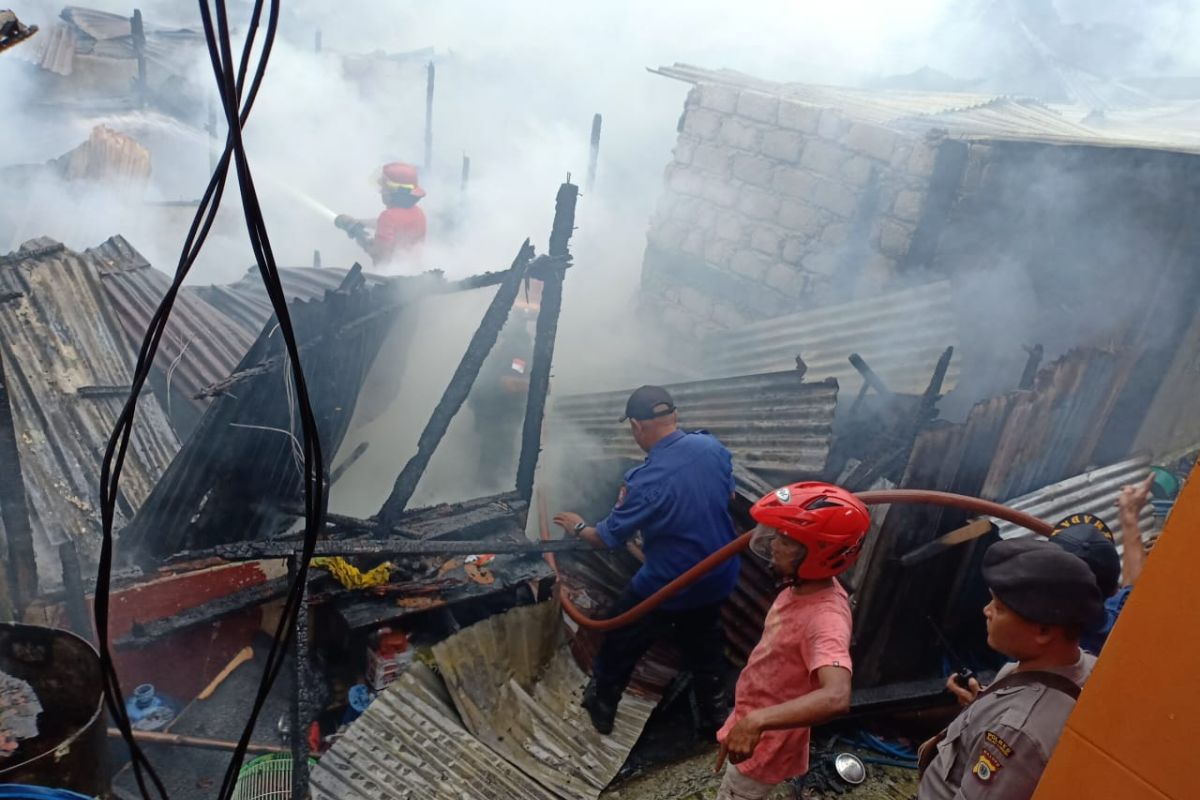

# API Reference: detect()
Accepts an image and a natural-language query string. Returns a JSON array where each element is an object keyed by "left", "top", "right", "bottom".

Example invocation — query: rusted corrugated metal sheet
[
  {"left": 552, "top": 371, "right": 837, "bottom": 475},
  {"left": 851, "top": 347, "right": 1136, "bottom": 686},
  {"left": 993, "top": 457, "right": 1159, "bottom": 560},
  {"left": 312, "top": 602, "right": 659, "bottom": 800},
  {"left": 93, "top": 237, "right": 255, "bottom": 428},
  {"left": 0, "top": 237, "right": 179, "bottom": 590},
  {"left": 704, "top": 282, "right": 959, "bottom": 396}
]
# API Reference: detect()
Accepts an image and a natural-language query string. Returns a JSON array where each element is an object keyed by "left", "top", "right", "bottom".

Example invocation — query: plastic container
[
  {"left": 125, "top": 684, "right": 176, "bottom": 732},
  {"left": 0, "top": 786, "right": 95, "bottom": 799}
]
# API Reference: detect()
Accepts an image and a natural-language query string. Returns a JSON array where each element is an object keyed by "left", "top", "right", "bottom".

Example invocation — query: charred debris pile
[{"left": 0, "top": 56, "right": 1198, "bottom": 800}]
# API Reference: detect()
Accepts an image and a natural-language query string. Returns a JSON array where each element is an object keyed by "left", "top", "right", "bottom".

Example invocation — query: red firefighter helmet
[
  {"left": 380, "top": 162, "right": 426, "bottom": 198},
  {"left": 749, "top": 482, "right": 871, "bottom": 580}
]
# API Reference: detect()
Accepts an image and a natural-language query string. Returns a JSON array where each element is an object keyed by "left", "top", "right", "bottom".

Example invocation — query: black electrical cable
[{"left": 95, "top": 1, "right": 327, "bottom": 798}]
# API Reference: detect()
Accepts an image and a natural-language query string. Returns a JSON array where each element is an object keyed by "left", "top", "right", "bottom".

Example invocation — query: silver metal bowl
[{"left": 834, "top": 752, "right": 867, "bottom": 785}]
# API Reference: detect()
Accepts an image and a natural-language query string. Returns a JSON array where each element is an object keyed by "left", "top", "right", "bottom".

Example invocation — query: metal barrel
[{"left": 0, "top": 624, "right": 106, "bottom": 796}]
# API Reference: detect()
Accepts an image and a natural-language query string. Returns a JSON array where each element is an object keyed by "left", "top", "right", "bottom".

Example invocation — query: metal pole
[
  {"left": 586, "top": 114, "right": 602, "bottom": 191},
  {"left": 0, "top": 348, "right": 37, "bottom": 618},
  {"left": 289, "top": 556, "right": 311, "bottom": 799},
  {"left": 131, "top": 10, "right": 147, "bottom": 109},
  {"left": 424, "top": 61, "right": 435, "bottom": 172},
  {"left": 460, "top": 154, "right": 471, "bottom": 195},
  {"left": 516, "top": 182, "right": 578, "bottom": 502},
  {"left": 378, "top": 240, "right": 536, "bottom": 523},
  {"left": 314, "top": 29, "right": 322, "bottom": 53}
]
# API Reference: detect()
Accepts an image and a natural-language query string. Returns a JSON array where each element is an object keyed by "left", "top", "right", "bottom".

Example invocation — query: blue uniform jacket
[{"left": 595, "top": 430, "right": 741, "bottom": 610}]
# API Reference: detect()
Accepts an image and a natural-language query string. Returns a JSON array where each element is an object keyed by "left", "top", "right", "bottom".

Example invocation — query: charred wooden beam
[
  {"left": 171, "top": 535, "right": 590, "bottom": 563},
  {"left": 0, "top": 292, "right": 23, "bottom": 305},
  {"left": 77, "top": 385, "right": 135, "bottom": 398},
  {"left": 60, "top": 542, "right": 92, "bottom": 641},
  {"left": 848, "top": 353, "right": 894, "bottom": 398},
  {"left": 1019, "top": 344, "right": 1044, "bottom": 390},
  {"left": 114, "top": 576, "right": 291, "bottom": 648},
  {"left": 424, "top": 61, "right": 435, "bottom": 171},
  {"left": 0, "top": 349, "right": 37, "bottom": 616},
  {"left": 517, "top": 182, "right": 578, "bottom": 503},
  {"left": 131, "top": 10, "right": 148, "bottom": 109},
  {"left": 586, "top": 114, "right": 602, "bottom": 191},
  {"left": 329, "top": 441, "right": 368, "bottom": 485},
  {"left": 378, "top": 241, "right": 536, "bottom": 523},
  {"left": 197, "top": 268, "right": 516, "bottom": 399},
  {"left": 0, "top": 242, "right": 63, "bottom": 266}
]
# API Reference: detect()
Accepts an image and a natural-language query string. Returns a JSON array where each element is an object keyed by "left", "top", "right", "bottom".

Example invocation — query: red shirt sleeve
[{"left": 798, "top": 604, "right": 853, "bottom": 677}]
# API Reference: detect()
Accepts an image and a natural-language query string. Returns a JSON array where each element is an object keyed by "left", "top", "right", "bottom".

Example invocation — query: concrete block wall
[{"left": 642, "top": 82, "right": 944, "bottom": 340}]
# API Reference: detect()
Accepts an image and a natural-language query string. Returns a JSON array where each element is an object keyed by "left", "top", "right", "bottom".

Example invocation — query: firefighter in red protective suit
[
  {"left": 467, "top": 278, "right": 540, "bottom": 489},
  {"left": 335, "top": 162, "right": 427, "bottom": 266}
]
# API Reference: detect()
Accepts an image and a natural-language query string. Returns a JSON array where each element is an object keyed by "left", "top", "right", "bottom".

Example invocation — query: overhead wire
[{"left": 95, "top": 1, "right": 327, "bottom": 799}]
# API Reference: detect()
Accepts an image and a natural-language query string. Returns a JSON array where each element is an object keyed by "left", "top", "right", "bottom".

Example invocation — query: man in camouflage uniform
[{"left": 918, "top": 538, "right": 1103, "bottom": 799}]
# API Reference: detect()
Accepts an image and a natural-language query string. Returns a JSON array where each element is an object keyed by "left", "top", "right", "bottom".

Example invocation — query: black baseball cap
[{"left": 619, "top": 385, "right": 677, "bottom": 422}]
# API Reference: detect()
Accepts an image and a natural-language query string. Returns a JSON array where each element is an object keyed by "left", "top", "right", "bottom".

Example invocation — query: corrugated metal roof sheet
[
  {"left": 552, "top": 371, "right": 837, "bottom": 475},
  {"left": 993, "top": 457, "right": 1159, "bottom": 559},
  {"left": 93, "top": 237, "right": 256, "bottom": 421},
  {"left": 311, "top": 665, "right": 560, "bottom": 800},
  {"left": 0, "top": 237, "right": 179, "bottom": 590},
  {"left": 432, "top": 601, "right": 657, "bottom": 798},
  {"left": 23, "top": 22, "right": 76, "bottom": 75},
  {"left": 653, "top": 64, "right": 1200, "bottom": 154},
  {"left": 705, "top": 282, "right": 959, "bottom": 396},
  {"left": 187, "top": 267, "right": 391, "bottom": 335},
  {"left": 120, "top": 268, "right": 445, "bottom": 560},
  {"left": 312, "top": 602, "right": 659, "bottom": 800}
]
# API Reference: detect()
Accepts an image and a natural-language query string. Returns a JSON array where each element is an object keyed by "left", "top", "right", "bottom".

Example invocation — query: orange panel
[{"left": 1034, "top": 460, "right": 1200, "bottom": 800}]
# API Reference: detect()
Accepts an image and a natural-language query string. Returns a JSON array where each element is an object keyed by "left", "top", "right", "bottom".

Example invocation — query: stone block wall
[{"left": 641, "top": 82, "right": 946, "bottom": 340}]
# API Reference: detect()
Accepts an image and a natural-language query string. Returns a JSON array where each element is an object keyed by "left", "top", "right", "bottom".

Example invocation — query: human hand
[
  {"left": 552, "top": 512, "right": 585, "bottom": 535},
  {"left": 714, "top": 712, "right": 763, "bottom": 772},
  {"left": 1116, "top": 474, "right": 1153, "bottom": 522},
  {"left": 946, "top": 673, "right": 981, "bottom": 707}
]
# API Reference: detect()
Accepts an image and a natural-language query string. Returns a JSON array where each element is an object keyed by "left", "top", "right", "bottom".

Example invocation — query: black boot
[
  {"left": 582, "top": 678, "right": 620, "bottom": 735},
  {"left": 693, "top": 674, "right": 730, "bottom": 740}
]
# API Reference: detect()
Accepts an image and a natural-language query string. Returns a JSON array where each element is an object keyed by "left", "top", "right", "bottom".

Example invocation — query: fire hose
[{"left": 537, "top": 489, "right": 1054, "bottom": 632}]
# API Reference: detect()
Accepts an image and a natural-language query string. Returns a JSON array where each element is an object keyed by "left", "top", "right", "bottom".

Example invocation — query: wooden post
[
  {"left": 131, "top": 10, "right": 147, "bottom": 109},
  {"left": 378, "top": 240, "right": 535, "bottom": 523},
  {"left": 0, "top": 348, "right": 37, "bottom": 618},
  {"left": 516, "top": 181, "right": 578, "bottom": 502},
  {"left": 424, "top": 61, "right": 435, "bottom": 172},
  {"left": 586, "top": 113, "right": 602, "bottom": 191}
]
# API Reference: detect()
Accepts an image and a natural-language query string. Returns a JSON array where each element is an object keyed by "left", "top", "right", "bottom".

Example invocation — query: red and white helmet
[{"left": 749, "top": 482, "right": 871, "bottom": 580}]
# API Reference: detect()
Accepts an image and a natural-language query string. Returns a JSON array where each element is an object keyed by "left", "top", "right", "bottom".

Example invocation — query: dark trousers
[{"left": 591, "top": 588, "right": 727, "bottom": 709}]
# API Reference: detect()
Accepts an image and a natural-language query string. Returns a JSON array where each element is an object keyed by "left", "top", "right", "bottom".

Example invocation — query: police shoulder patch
[{"left": 973, "top": 749, "right": 1002, "bottom": 783}]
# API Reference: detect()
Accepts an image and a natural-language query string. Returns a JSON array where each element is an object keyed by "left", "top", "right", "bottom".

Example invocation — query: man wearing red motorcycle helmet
[{"left": 715, "top": 482, "right": 870, "bottom": 800}]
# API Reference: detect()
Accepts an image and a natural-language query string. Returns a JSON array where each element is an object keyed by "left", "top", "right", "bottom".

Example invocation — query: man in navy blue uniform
[{"left": 553, "top": 385, "right": 741, "bottom": 736}]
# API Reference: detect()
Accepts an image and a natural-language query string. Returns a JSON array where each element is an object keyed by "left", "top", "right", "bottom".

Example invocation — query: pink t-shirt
[{"left": 717, "top": 581, "right": 852, "bottom": 784}]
